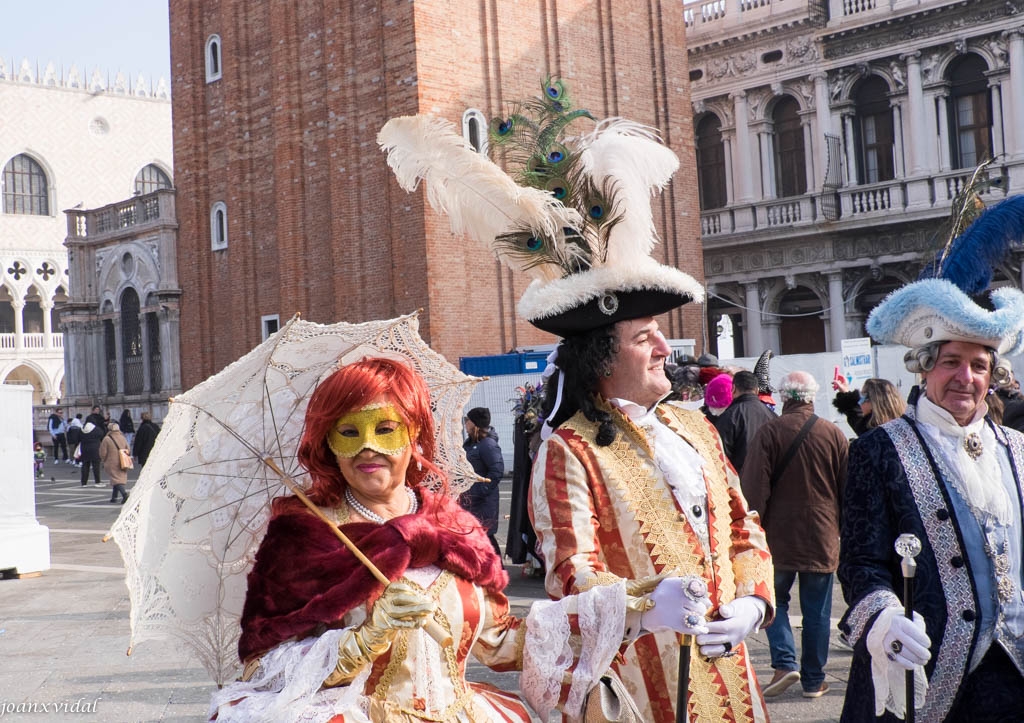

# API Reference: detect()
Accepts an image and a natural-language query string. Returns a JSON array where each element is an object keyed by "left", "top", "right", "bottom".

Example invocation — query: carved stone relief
[
  {"left": 888, "top": 60, "right": 906, "bottom": 90},
  {"left": 823, "top": 3, "right": 1018, "bottom": 60}
]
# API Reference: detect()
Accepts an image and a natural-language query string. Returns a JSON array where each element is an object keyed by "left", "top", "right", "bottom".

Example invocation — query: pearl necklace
[{"left": 344, "top": 486, "right": 418, "bottom": 524}]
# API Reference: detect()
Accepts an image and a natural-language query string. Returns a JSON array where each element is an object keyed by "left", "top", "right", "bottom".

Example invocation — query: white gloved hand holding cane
[
  {"left": 640, "top": 575, "right": 712, "bottom": 636},
  {"left": 866, "top": 607, "right": 931, "bottom": 719},
  {"left": 696, "top": 596, "right": 766, "bottom": 658}
]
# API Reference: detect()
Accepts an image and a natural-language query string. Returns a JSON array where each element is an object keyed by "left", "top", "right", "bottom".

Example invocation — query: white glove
[
  {"left": 866, "top": 607, "right": 931, "bottom": 718},
  {"left": 640, "top": 576, "right": 711, "bottom": 636},
  {"left": 697, "top": 596, "right": 766, "bottom": 658}
]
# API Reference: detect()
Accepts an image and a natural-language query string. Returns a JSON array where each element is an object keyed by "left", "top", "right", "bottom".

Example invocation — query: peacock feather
[
  {"left": 380, "top": 78, "right": 679, "bottom": 286},
  {"left": 916, "top": 157, "right": 1024, "bottom": 294},
  {"left": 924, "top": 194, "right": 1024, "bottom": 295}
]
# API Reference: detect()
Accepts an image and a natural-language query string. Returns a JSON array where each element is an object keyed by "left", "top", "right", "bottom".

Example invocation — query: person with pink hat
[{"left": 702, "top": 373, "right": 735, "bottom": 422}]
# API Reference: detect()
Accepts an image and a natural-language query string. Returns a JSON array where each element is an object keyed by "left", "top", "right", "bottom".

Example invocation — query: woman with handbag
[{"left": 99, "top": 422, "right": 132, "bottom": 504}]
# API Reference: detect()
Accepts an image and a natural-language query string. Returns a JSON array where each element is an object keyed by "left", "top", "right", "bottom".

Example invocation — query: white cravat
[
  {"left": 916, "top": 395, "right": 1011, "bottom": 526},
  {"left": 610, "top": 398, "right": 710, "bottom": 551}
]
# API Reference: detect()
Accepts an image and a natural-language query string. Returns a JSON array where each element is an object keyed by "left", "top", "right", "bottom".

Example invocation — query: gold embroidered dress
[{"left": 531, "top": 401, "right": 775, "bottom": 722}]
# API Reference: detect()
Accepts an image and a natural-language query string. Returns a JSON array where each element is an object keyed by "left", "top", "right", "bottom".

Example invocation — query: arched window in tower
[
  {"left": 210, "top": 202, "right": 228, "bottom": 250},
  {"left": 854, "top": 77, "right": 895, "bottom": 184},
  {"left": 461, "top": 109, "right": 489, "bottom": 155},
  {"left": 696, "top": 114, "right": 728, "bottom": 210},
  {"left": 121, "top": 288, "right": 144, "bottom": 394},
  {"left": 134, "top": 164, "right": 173, "bottom": 195},
  {"left": 773, "top": 96, "right": 807, "bottom": 198},
  {"left": 2, "top": 154, "right": 49, "bottom": 215},
  {"left": 947, "top": 53, "right": 992, "bottom": 169},
  {"left": 206, "top": 34, "right": 223, "bottom": 83}
]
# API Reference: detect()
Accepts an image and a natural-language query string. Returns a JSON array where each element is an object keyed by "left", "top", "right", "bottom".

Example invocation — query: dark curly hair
[{"left": 541, "top": 324, "right": 621, "bottom": 446}]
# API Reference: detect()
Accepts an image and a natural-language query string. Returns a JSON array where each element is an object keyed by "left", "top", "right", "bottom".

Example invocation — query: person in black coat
[
  {"left": 461, "top": 407, "right": 504, "bottom": 557},
  {"left": 132, "top": 412, "right": 161, "bottom": 466},
  {"left": 713, "top": 370, "right": 776, "bottom": 473},
  {"left": 86, "top": 405, "right": 108, "bottom": 434},
  {"left": 78, "top": 421, "right": 105, "bottom": 486}
]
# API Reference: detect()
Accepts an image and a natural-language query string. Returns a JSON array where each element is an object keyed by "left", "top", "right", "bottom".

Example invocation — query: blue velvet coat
[{"left": 838, "top": 409, "right": 1024, "bottom": 721}]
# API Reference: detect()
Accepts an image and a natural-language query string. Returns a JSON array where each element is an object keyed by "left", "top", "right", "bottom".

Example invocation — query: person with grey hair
[
  {"left": 741, "top": 370, "right": 849, "bottom": 699},
  {"left": 839, "top": 264, "right": 1024, "bottom": 719}
]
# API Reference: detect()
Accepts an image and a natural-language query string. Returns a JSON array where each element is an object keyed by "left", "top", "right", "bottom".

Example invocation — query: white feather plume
[
  {"left": 378, "top": 115, "right": 582, "bottom": 282},
  {"left": 579, "top": 119, "right": 680, "bottom": 264}
]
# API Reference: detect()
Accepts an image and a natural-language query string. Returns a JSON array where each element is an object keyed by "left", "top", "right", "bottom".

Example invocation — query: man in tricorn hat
[
  {"left": 839, "top": 196, "right": 1024, "bottom": 721},
  {"left": 380, "top": 80, "right": 774, "bottom": 722}
]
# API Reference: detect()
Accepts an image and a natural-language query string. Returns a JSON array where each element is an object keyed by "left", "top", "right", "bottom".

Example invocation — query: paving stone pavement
[{"left": 1, "top": 461, "right": 849, "bottom": 721}]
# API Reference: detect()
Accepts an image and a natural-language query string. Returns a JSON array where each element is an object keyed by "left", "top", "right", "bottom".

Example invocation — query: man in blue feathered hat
[{"left": 838, "top": 196, "right": 1024, "bottom": 721}]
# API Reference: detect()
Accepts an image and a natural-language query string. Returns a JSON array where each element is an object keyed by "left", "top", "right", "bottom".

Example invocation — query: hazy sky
[{"left": 1, "top": 1, "right": 171, "bottom": 85}]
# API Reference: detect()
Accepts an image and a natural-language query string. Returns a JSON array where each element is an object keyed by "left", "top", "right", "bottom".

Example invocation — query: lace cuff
[
  {"left": 521, "top": 581, "right": 627, "bottom": 719},
  {"left": 208, "top": 629, "right": 370, "bottom": 723}
]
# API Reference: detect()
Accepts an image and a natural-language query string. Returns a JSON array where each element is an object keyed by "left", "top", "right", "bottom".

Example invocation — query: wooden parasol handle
[{"left": 262, "top": 456, "right": 452, "bottom": 647}]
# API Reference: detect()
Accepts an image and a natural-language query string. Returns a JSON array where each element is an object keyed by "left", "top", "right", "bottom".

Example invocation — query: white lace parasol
[{"left": 110, "top": 312, "right": 481, "bottom": 685}]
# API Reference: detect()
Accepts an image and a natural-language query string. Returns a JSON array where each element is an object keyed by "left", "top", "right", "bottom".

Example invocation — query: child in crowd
[{"left": 33, "top": 442, "right": 46, "bottom": 478}]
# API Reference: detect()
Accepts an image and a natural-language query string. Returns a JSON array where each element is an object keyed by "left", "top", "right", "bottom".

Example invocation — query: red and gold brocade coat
[{"left": 530, "top": 401, "right": 775, "bottom": 723}]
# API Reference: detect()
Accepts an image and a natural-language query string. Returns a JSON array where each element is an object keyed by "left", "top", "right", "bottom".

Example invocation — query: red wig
[{"left": 292, "top": 357, "right": 447, "bottom": 509}]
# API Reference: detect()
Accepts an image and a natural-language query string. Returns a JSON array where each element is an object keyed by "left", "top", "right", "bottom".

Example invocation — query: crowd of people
[
  {"left": 193, "top": 87, "right": 1024, "bottom": 722},
  {"left": 40, "top": 405, "right": 160, "bottom": 498}
]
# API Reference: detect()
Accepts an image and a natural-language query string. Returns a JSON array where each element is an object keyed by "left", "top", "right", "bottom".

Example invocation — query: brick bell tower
[{"left": 169, "top": 0, "right": 702, "bottom": 386}]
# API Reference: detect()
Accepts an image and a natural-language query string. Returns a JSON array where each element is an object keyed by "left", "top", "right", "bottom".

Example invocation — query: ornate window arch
[
  {"left": 696, "top": 113, "right": 727, "bottom": 210},
  {"left": 134, "top": 164, "right": 173, "bottom": 195},
  {"left": 2, "top": 154, "right": 49, "bottom": 215},
  {"left": 772, "top": 96, "right": 806, "bottom": 198},
  {"left": 946, "top": 53, "right": 992, "bottom": 169},
  {"left": 853, "top": 76, "right": 895, "bottom": 184},
  {"left": 121, "top": 287, "right": 144, "bottom": 394}
]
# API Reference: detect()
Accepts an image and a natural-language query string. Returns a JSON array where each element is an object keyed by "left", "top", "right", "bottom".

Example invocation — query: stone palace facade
[
  {"left": 0, "top": 56, "right": 172, "bottom": 407},
  {"left": 686, "top": 0, "right": 1024, "bottom": 355}
]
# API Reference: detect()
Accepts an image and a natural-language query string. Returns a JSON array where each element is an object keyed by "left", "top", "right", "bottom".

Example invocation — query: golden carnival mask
[{"left": 327, "top": 404, "right": 411, "bottom": 458}]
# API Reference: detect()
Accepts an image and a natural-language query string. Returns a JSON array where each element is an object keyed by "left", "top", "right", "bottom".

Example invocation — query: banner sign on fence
[{"left": 840, "top": 337, "right": 874, "bottom": 390}]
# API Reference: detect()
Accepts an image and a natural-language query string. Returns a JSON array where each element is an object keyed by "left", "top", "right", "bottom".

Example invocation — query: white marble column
[
  {"left": 802, "top": 117, "right": 817, "bottom": 191},
  {"left": 826, "top": 271, "right": 846, "bottom": 352},
  {"left": 1006, "top": 30, "right": 1024, "bottom": 159},
  {"left": 723, "top": 135, "right": 735, "bottom": 205},
  {"left": 743, "top": 282, "right": 764, "bottom": 353},
  {"left": 732, "top": 92, "right": 754, "bottom": 202},
  {"left": 903, "top": 52, "right": 925, "bottom": 174},
  {"left": 990, "top": 81, "right": 1006, "bottom": 160},
  {"left": 163, "top": 306, "right": 182, "bottom": 391},
  {"left": 13, "top": 302, "right": 24, "bottom": 350},
  {"left": 936, "top": 93, "right": 951, "bottom": 171},
  {"left": 892, "top": 100, "right": 906, "bottom": 178},
  {"left": 814, "top": 73, "right": 832, "bottom": 188},
  {"left": 41, "top": 303, "right": 52, "bottom": 350},
  {"left": 759, "top": 130, "right": 775, "bottom": 198},
  {"left": 140, "top": 312, "right": 152, "bottom": 393},
  {"left": 112, "top": 318, "right": 124, "bottom": 395}
]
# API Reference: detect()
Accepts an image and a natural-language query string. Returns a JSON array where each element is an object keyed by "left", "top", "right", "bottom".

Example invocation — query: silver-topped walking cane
[{"left": 895, "top": 533, "right": 922, "bottom": 723}]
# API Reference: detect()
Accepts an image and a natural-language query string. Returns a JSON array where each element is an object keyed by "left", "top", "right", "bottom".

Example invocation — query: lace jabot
[{"left": 915, "top": 395, "right": 1011, "bottom": 525}]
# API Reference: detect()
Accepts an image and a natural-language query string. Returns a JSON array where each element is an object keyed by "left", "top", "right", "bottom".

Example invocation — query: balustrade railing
[
  {"left": 0, "top": 332, "right": 63, "bottom": 352},
  {"left": 66, "top": 189, "right": 175, "bottom": 240}
]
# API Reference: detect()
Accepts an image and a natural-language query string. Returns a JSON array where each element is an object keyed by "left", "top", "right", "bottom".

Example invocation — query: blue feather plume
[{"left": 921, "top": 195, "right": 1024, "bottom": 294}]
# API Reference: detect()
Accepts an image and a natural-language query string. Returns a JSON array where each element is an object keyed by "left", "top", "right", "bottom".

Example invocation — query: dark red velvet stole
[{"left": 238, "top": 490, "right": 507, "bottom": 661}]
